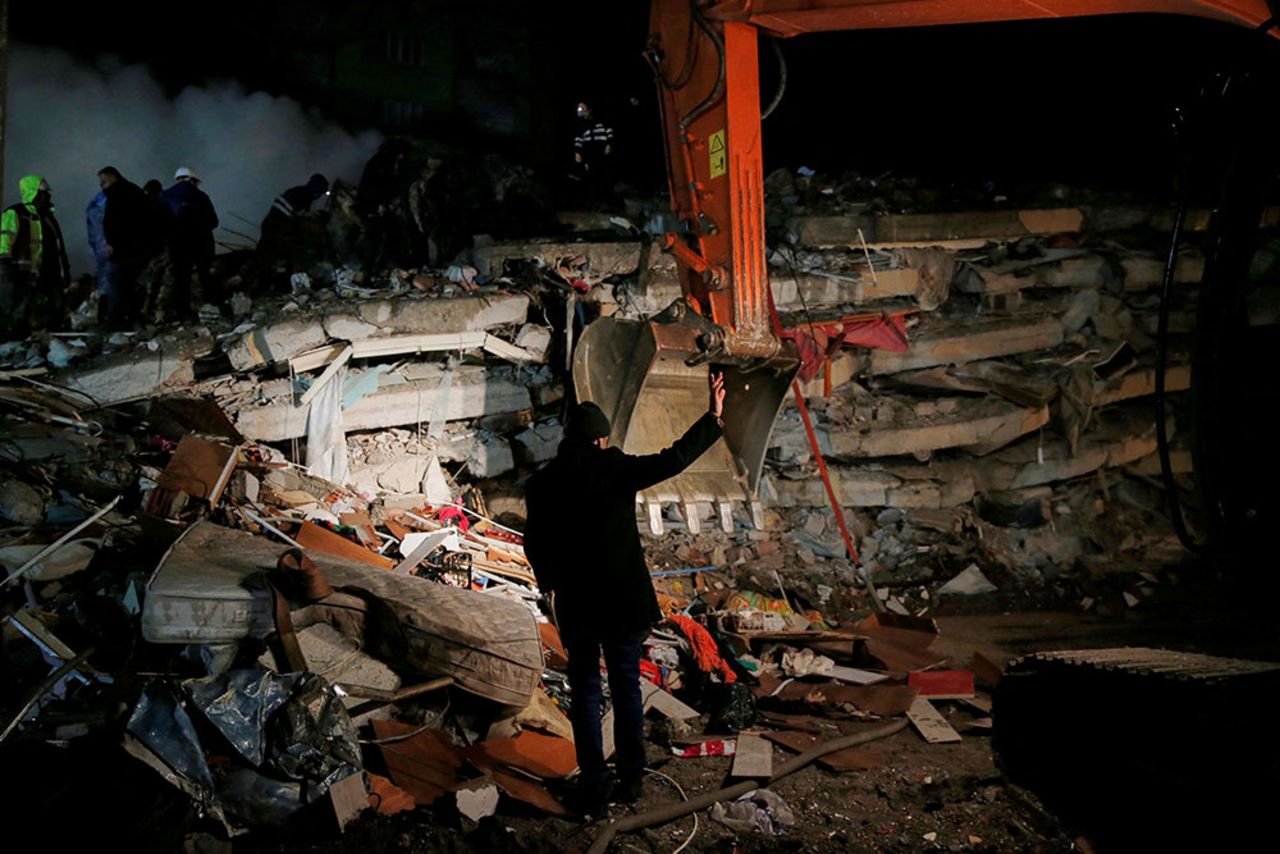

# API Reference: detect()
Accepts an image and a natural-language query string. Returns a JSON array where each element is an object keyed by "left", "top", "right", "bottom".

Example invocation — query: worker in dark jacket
[
  {"left": 160, "top": 166, "right": 219, "bottom": 320},
  {"left": 253, "top": 173, "right": 329, "bottom": 289},
  {"left": 524, "top": 372, "right": 726, "bottom": 816},
  {"left": 96, "top": 167, "right": 151, "bottom": 329},
  {"left": 356, "top": 139, "right": 411, "bottom": 271}
]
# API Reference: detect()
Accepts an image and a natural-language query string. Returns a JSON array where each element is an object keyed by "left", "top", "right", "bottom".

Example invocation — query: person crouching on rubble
[{"left": 523, "top": 371, "right": 727, "bottom": 817}]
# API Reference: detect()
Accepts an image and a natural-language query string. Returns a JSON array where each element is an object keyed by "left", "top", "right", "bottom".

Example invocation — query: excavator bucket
[{"left": 572, "top": 316, "right": 797, "bottom": 532}]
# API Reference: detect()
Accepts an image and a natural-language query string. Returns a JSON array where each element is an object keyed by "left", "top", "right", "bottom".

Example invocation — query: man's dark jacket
[
  {"left": 102, "top": 178, "right": 151, "bottom": 264},
  {"left": 523, "top": 412, "right": 721, "bottom": 639},
  {"left": 160, "top": 181, "right": 219, "bottom": 258}
]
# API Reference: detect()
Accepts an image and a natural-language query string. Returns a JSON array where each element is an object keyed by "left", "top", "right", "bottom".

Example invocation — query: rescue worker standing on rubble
[
  {"left": 357, "top": 139, "right": 412, "bottom": 272},
  {"left": 160, "top": 167, "right": 219, "bottom": 320},
  {"left": 253, "top": 173, "right": 329, "bottom": 289},
  {"left": 524, "top": 371, "right": 727, "bottom": 817},
  {"left": 572, "top": 101, "right": 615, "bottom": 206},
  {"left": 0, "top": 176, "right": 71, "bottom": 339},
  {"left": 95, "top": 167, "right": 151, "bottom": 330},
  {"left": 138, "top": 179, "right": 173, "bottom": 322}
]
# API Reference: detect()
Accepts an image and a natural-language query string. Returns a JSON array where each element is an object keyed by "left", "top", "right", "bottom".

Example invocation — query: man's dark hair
[
  {"left": 566, "top": 402, "right": 611, "bottom": 442},
  {"left": 98, "top": 166, "right": 123, "bottom": 180},
  {"left": 143, "top": 179, "right": 163, "bottom": 195}
]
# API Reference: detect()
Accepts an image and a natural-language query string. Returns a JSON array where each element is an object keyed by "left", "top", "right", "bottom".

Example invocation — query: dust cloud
[{"left": 4, "top": 45, "right": 382, "bottom": 274}]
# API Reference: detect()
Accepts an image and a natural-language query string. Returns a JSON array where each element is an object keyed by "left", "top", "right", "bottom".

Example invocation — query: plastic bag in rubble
[
  {"left": 183, "top": 670, "right": 296, "bottom": 767},
  {"left": 706, "top": 683, "right": 758, "bottom": 734},
  {"left": 290, "top": 272, "right": 312, "bottom": 293},
  {"left": 264, "top": 672, "right": 362, "bottom": 784},
  {"left": 781, "top": 647, "right": 835, "bottom": 678},
  {"left": 183, "top": 671, "right": 361, "bottom": 780},
  {"left": 711, "top": 788, "right": 797, "bottom": 835},
  {"left": 126, "top": 680, "right": 216, "bottom": 790}
]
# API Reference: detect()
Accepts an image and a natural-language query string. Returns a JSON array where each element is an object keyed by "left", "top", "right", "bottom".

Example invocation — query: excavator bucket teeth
[{"left": 572, "top": 317, "right": 797, "bottom": 517}]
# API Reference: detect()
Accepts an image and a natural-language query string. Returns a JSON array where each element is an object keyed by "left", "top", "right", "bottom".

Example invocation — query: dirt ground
[{"left": 269, "top": 567, "right": 1278, "bottom": 854}]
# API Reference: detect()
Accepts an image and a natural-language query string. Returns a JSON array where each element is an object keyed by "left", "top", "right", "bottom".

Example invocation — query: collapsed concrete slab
[
  {"left": 234, "top": 364, "right": 533, "bottom": 442},
  {"left": 862, "top": 316, "right": 1065, "bottom": 376},
  {"left": 470, "top": 240, "right": 643, "bottom": 282},
  {"left": 789, "top": 209, "right": 1088, "bottom": 248},
  {"left": 769, "top": 459, "right": 976, "bottom": 510},
  {"left": 955, "top": 251, "right": 1205, "bottom": 296},
  {"left": 769, "top": 269, "right": 921, "bottom": 307},
  {"left": 788, "top": 206, "right": 1279, "bottom": 249},
  {"left": 972, "top": 408, "right": 1161, "bottom": 493},
  {"left": 773, "top": 397, "right": 1048, "bottom": 461},
  {"left": 224, "top": 293, "right": 530, "bottom": 371},
  {"left": 55, "top": 329, "right": 215, "bottom": 406},
  {"left": 1095, "top": 364, "right": 1191, "bottom": 406}
]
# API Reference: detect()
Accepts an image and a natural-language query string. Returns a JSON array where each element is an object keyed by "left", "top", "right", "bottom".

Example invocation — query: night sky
[{"left": 12, "top": 2, "right": 1276, "bottom": 197}]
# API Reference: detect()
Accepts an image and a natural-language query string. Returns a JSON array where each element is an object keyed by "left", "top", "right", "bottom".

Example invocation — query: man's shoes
[
  {"left": 565, "top": 783, "right": 611, "bottom": 821},
  {"left": 611, "top": 775, "right": 644, "bottom": 805}
]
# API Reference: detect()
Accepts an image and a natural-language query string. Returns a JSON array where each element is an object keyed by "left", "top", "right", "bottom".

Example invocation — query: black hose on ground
[{"left": 586, "top": 718, "right": 910, "bottom": 854}]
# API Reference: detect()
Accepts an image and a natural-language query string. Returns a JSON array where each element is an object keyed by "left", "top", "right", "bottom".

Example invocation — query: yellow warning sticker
[{"left": 709, "top": 130, "right": 727, "bottom": 179}]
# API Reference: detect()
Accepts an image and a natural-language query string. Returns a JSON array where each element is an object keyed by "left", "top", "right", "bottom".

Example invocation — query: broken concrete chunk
[
  {"left": 374, "top": 456, "right": 430, "bottom": 494},
  {"left": 422, "top": 456, "right": 454, "bottom": 504},
  {"left": 1061, "top": 290, "right": 1100, "bottom": 333},
  {"left": 463, "top": 436, "right": 515, "bottom": 479},
  {"left": 0, "top": 479, "right": 45, "bottom": 525},
  {"left": 937, "top": 564, "right": 998, "bottom": 596},
  {"left": 54, "top": 329, "right": 215, "bottom": 405},
  {"left": 512, "top": 420, "right": 564, "bottom": 465},
  {"left": 226, "top": 318, "right": 330, "bottom": 373},
  {"left": 0, "top": 541, "right": 96, "bottom": 581},
  {"left": 454, "top": 779, "right": 500, "bottom": 822},
  {"left": 514, "top": 324, "right": 553, "bottom": 361}
]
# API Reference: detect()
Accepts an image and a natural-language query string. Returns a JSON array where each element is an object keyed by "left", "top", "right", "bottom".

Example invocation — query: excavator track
[{"left": 995, "top": 646, "right": 1280, "bottom": 847}]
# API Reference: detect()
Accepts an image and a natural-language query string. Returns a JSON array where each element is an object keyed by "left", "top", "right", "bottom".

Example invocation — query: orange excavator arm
[
  {"left": 571, "top": 0, "right": 1275, "bottom": 525},
  {"left": 649, "top": 0, "right": 1277, "bottom": 362}
]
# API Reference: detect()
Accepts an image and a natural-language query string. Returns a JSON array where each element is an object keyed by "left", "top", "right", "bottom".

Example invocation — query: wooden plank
[
  {"left": 640, "top": 681, "right": 700, "bottom": 721},
  {"left": 294, "top": 521, "right": 396, "bottom": 570},
  {"left": 763, "top": 731, "right": 888, "bottom": 772},
  {"left": 299, "top": 344, "right": 352, "bottom": 406},
  {"left": 906, "top": 697, "right": 962, "bottom": 744},
  {"left": 730, "top": 734, "right": 773, "bottom": 779},
  {"left": 370, "top": 722, "right": 462, "bottom": 805},
  {"left": 328, "top": 771, "right": 369, "bottom": 831},
  {"left": 290, "top": 343, "right": 348, "bottom": 373},
  {"left": 828, "top": 665, "right": 889, "bottom": 686},
  {"left": 482, "top": 334, "right": 544, "bottom": 363}
]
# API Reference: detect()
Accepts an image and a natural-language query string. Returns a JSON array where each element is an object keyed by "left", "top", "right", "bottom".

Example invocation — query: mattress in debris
[{"left": 141, "top": 521, "right": 542, "bottom": 708}]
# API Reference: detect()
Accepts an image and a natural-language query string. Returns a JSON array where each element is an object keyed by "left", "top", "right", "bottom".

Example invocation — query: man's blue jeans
[{"left": 562, "top": 625, "right": 649, "bottom": 799}]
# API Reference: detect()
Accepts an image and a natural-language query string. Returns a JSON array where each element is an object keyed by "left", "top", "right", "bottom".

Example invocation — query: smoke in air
[{"left": 4, "top": 44, "right": 383, "bottom": 275}]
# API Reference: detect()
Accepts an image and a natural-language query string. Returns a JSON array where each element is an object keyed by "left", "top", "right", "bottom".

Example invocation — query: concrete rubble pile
[{"left": 3, "top": 170, "right": 1261, "bottom": 847}]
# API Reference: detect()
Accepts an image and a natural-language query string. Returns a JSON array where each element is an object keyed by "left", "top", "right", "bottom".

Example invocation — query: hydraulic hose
[
  {"left": 1155, "top": 199, "right": 1205, "bottom": 553},
  {"left": 761, "top": 37, "right": 787, "bottom": 121},
  {"left": 678, "top": 4, "right": 726, "bottom": 130}
]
